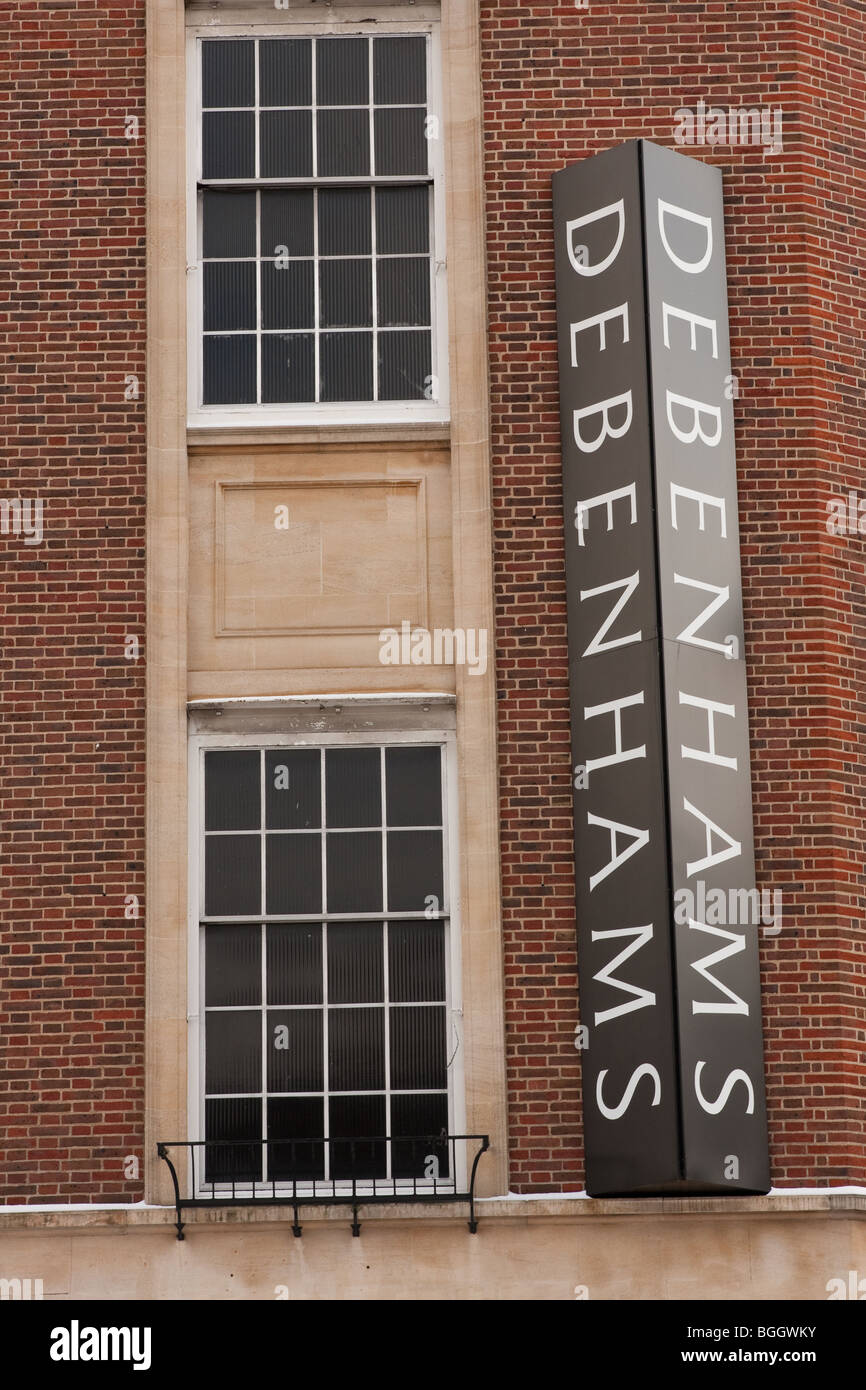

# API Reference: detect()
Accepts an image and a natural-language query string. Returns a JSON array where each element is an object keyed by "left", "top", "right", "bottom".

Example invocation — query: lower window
[{"left": 196, "top": 740, "right": 454, "bottom": 1187}]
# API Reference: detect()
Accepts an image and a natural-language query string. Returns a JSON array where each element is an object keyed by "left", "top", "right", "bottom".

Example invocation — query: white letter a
[{"left": 587, "top": 813, "right": 649, "bottom": 891}]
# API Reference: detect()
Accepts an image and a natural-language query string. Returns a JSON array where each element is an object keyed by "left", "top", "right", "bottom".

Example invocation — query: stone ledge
[
  {"left": 1, "top": 1192, "right": 864, "bottom": 1234},
  {"left": 187, "top": 423, "right": 451, "bottom": 451}
]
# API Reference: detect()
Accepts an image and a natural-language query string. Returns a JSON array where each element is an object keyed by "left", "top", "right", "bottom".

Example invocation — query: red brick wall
[
  {"left": 0, "top": 0, "right": 147, "bottom": 1202},
  {"left": 482, "top": 0, "right": 866, "bottom": 1189}
]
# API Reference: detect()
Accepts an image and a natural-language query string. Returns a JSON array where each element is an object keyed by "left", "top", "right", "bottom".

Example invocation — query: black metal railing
[{"left": 157, "top": 1134, "right": 490, "bottom": 1238}]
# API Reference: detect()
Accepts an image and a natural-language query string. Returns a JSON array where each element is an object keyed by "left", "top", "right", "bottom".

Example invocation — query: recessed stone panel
[{"left": 215, "top": 479, "right": 428, "bottom": 636}]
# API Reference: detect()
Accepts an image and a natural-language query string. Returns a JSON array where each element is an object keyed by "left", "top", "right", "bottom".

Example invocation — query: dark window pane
[
  {"left": 374, "top": 108, "right": 427, "bottom": 176},
  {"left": 326, "top": 830, "right": 382, "bottom": 912},
  {"left": 318, "top": 188, "right": 371, "bottom": 256},
  {"left": 262, "top": 334, "right": 315, "bottom": 404},
  {"left": 320, "top": 260, "right": 372, "bottom": 329},
  {"left": 317, "top": 37, "right": 368, "bottom": 106},
  {"left": 204, "top": 1098, "right": 261, "bottom": 1184},
  {"left": 325, "top": 748, "right": 381, "bottom": 828},
  {"left": 268, "top": 1098, "right": 324, "bottom": 1180},
  {"left": 387, "top": 829, "right": 443, "bottom": 911},
  {"left": 328, "top": 923, "right": 383, "bottom": 1004},
  {"left": 329, "top": 1096, "right": 386, "bottom": 1179},
  {"left": 373, "top": 37, "right": 426, "bottom": 106},
  {"left": 266, "top": 749, "right": 321, "bottom": 829},
  {"left": 203, "top": 262, "right": 256, "bottom": 332},
  {"left": 206, "top": 1010, "right": 261, "bottom": 1094},
  {"left": 267, "top": 1009, "right": 322, "bottom": 1092},
  {"left": 329, "top": 1008, "right": 384, "bottom": 1090},
  {"left": 317, "top": 110, "right": 369, "bottom": 177},
  {"left": 390, "top": 1005, "right": 446, "bottom": 1090},
  {"left": 385, "top": 746, "right": 442, "bottom": 827},
  {"left": 203, "top": 335, "right": 257, "bottom": 405},
  {"left": 389, "top": 922, "right": 445, "bottom": 1003},
  {"left": 205, "top": 834, "right": 261, "bottom": 916},
  {"left": 260, "top": 38, "right": 312, "bottom": 107},
  {"left": 205, "top": 924, "right": 261, "bottom": 1007},
  {"left": 202, "top": 40, "right": 254, "bottom": 109},
  {"left": 202, "top": 111, "right": 255, "bottom": 179},
  {"left": 378, "top": 330, "right": 431, "bottom": 401},
  {"left": 205, "top": 751, "right": 261, "bottom": 831},
  {"left": 261, "top": 261, "right": 314, "bottom": 330},
  {"left": 391, "top": 1094, "right": 449, "bottom": 1180},
  {"left": 260, "top": 110, "right": 313, "bottom": 178},
  {"left": 377, "top": 258, "right": 430, "bottom": 328},
  {"left": 320, "top": 333, "right": 373, "bottom": 402},
  {"left": 267, "top": 924, "right": 323, "bottom": 1006},
  {"left": 376, "top": 186, "right": 429, "bottom": 254},
  {"left": 261, "top": 190, "right": 314, "bottom": 258},
  {"left": 266, "top": 833, "right": 322, "bottom": 915},
  {"left": 203, "top": 190, "right": 256, "bottom": 259}
]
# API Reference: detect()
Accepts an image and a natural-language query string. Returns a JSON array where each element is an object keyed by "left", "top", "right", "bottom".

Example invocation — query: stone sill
[
  {"left": 187, "top": 423, "right": 451, "bottom": 451},
  {"left": 1, "top": 1192, "right": 864, "bottom": 1234}
]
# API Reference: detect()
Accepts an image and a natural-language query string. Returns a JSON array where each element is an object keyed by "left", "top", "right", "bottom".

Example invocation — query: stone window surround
[{"left": 145, "top": 0, "right": 507, "bottom": 1203}]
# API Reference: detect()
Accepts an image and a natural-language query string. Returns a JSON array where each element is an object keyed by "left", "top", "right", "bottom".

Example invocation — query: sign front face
[
  {"left": 642, "top": 141, "right": 769, "bottom": 1191},
  {"left": 554, "top": 139, "right": 770, "bottom": 1196},
  {"left": 553, "top": 142, "right": 681, "bottom": 1195}
]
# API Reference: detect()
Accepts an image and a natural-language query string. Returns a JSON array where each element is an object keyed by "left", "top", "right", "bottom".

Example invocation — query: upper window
[{"left": 189, "top": 28, "right": 447, "bottom": 425}]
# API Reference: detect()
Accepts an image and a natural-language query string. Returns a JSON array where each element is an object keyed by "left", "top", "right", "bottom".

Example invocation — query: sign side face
[
  {"left": 553, "top": 142, "right": 682, "bottom": 1195},
  {"left": 641, "top": 140, "right": 770, "bottom": 1193}
]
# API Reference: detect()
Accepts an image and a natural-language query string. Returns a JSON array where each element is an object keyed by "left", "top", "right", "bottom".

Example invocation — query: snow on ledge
[
  {"left": 2, "top": 1186, "right": 865, "bottom": 1216},
  {"left": 479, "top": 1185, "right": 866, "bottom": 1202},
  {"left": 0, "top": 1201, "right": 164, "bottom": 1215}
]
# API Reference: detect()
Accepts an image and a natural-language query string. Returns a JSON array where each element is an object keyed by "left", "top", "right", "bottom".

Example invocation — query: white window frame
[
  {"left": 185, "top": 10, "right": 449, "bottom": 429},
  {"left": 186, "top": 724, "right": 465, "bottom": 1198}
]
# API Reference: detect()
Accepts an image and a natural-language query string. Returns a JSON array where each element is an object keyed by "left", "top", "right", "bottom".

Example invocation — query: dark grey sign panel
[
  {"left": 642, "top": 141, "right": 769, "bottom": 1192},
  {"left": 554, "top": 144, "right": 680, "bottom": 1195},
  {"left": 554, "top": 139, "right": 769, "bottom": 1195}
]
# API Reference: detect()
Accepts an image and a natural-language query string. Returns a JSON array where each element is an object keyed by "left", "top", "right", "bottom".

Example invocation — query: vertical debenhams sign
[{"left": 553, "top": 140, "right": 770, "bottom": 1195}]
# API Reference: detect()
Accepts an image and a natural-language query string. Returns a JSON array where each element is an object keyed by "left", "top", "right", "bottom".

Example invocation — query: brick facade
[
  {"left": 1, "top": 0, "right": 862, "bottom": 1205},
  {"left": 0, "top": 0, "right": 147, "bottom": 1201}
]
